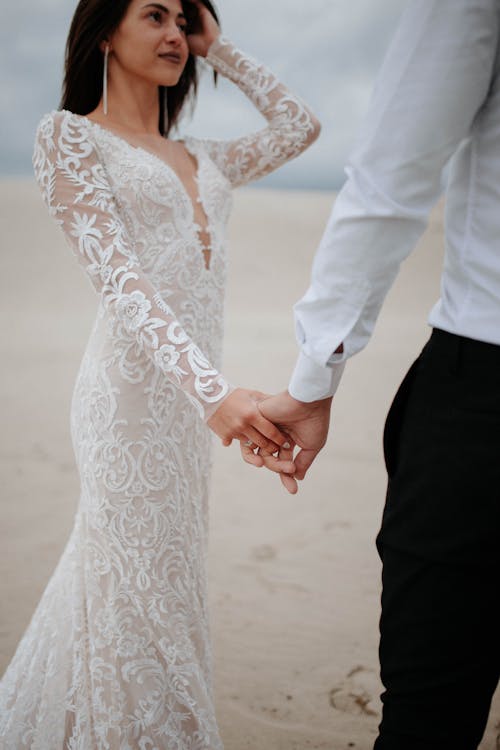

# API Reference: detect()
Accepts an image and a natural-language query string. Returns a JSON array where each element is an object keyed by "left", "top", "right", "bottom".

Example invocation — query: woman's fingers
[
  {"left": 258, "top": 452, "right": 296, "bottom": 474},
  {"left": 280, "top": 472, "right": 298, "bottom": 494},
  {"left": 241, "top": 439, "right": 295, "bottom": 473},
  {"left": 279, "top": 441, "right": 299, "bottom": 493},
  {"left": 207, "top": 389, "right": 289, "bottom": 451},
  {"left": 257, "top": 437, "right": 296, "bottom": 476},
  {"left": 260, "top": 441, "right": 299, "bottom": 494},
  {"left": 240, "top": 441, "right": 264, "bottom": 468}
]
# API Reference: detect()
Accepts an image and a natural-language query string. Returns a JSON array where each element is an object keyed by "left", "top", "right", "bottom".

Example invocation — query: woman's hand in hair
[{"left": 186, "top": 0, "right": 220, "bottom": 58}]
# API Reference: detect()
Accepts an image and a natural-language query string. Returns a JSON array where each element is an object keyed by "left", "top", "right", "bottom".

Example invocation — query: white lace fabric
[{"left": 0, "top": 36, "right": 318, "bottom": 749}]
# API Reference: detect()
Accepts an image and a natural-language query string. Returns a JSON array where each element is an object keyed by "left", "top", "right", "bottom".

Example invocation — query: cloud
[{"left": 0, "top": 0, "right": 404, "bottom": 188}]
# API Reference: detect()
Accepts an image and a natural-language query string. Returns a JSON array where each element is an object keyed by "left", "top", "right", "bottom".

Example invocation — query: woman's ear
[{"left": 99, "top": 39, "right": 111, "bottom": 54}]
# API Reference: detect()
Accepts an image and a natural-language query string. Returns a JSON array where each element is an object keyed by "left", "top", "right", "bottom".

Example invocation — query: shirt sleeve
[
  {"left": 289, "top": 0, "right": 499, "bottom": 402},
  {"left": 190, "top": 36, "right": 321, "bottom": 187},
  {"left": 32, "top": 111, "right": 233, "bottom": 421}
]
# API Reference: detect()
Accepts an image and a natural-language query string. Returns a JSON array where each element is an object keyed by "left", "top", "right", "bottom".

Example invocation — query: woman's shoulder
[
  {"left": 36, "top": 108, "right": 69, "bottom": 133},
  {"left": 179, "top": 135, "right": 200, "bottom": 153},
  {"left": 180, "top": 135, "right": 218, "bottom": 166},
  {"left": 35, "top": 109, "right": 94, "bottom": 143}
]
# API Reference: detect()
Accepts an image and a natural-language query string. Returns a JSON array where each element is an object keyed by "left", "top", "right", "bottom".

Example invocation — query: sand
[{"left": 1, "top": 178, "right": 499, "bottom": 749}]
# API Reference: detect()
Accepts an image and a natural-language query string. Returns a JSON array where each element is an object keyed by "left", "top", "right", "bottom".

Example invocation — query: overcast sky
[{"left": 0, "top": 0, "right": 404, "bottom": 189}]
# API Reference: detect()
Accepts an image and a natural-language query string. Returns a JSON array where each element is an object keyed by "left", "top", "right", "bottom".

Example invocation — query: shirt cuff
[{"left": 288, "top": 351, "right": 346, "bottom": 402}]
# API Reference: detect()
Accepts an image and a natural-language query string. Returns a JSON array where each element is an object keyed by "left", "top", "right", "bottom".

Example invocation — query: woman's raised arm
[{"left": 192, "top": 35, "right": 321, "bottom": 188}]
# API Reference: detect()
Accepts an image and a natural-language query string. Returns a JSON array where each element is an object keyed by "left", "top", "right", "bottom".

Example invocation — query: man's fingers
[
  {"left": 254, "top": 412, "right": 291, "bottom": 450},
  {"left": 258, "top": 438, "right": 295, "bottom": 458},
  {"left": 243, "top": 427, "right": 280, "bottom": 455},
  {"left": 293, "top": 448, "right": 319, "bottom": 480}
]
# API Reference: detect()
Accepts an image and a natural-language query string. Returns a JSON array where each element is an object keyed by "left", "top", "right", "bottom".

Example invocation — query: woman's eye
[
  {"left": 178, "top": 23, "right": 188, "bottom": 33},
  {"left": 148, "top": 10, "right": 162, "bottom": 23}
]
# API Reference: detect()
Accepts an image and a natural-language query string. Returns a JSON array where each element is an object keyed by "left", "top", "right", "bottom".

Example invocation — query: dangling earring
[
  {"left": 162, "top": 87, "right": 169, "bottom": 136},
  {"left": 103, "top": 44, "right": 109, "bottom": 116}
]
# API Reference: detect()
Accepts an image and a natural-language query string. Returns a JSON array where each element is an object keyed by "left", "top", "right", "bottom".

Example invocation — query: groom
[{"left": 258, "top": 1, "right": 500, "bottom": 748}]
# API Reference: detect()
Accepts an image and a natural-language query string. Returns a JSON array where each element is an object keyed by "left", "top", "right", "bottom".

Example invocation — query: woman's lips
[{"left": 159, "top": 53, "right": 182, "bottom": 64}]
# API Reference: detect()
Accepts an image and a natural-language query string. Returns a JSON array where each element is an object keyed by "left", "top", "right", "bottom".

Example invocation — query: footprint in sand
[
  {"left": 251, "top": 544, "right": 277, "bottom": 561},
  {"left": 329, "top": 666, "right": 382, "bottom": 718},
  {"left": 324, "top": 520, "right": 351, "bottom": 531}
]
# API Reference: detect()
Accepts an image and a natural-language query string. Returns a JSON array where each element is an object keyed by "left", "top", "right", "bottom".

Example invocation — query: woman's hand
[
  {"left": 186, "top": 0, "right": 220, "bottom": 58},
  {"left": 207, "top": 388, "right": 296, "bottom": 474},
  {"left": 240, "top": 435, "right": 298, "bottom": 491}
]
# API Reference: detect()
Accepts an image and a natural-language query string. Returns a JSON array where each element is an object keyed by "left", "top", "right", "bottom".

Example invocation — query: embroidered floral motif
[
  {"left": 116, "top": 290, "right": 152, "bottom": 333},
  {"left": 0, "top": 35, "right": 319, "bottom": 750},
  {"left": 154, "top": 344, "right": 184, "bottom": 376}
]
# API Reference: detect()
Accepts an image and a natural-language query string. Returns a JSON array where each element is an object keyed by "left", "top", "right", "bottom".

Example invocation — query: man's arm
[
  {"left": 289, "top": 0, "right": 499, "bottom": 403},
  {"left": 258, "top": 0, "right": 499, "bottom": 488}
]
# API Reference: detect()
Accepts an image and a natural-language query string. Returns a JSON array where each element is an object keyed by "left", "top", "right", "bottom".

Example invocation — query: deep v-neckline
[{"left": 62, "top": 110, "right": 214, "bottom": 271}]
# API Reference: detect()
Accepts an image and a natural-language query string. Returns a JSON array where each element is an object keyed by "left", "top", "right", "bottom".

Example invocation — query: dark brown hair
[{"left": 60, "top": 0, "right": 219, "bottom": 135}]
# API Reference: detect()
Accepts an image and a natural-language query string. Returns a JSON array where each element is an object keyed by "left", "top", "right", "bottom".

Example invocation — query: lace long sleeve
[
  {"left": 32, "top": 112, "right": 232, "bottom": 421},
  {"left": 195, "top": 36, "right": 321, "bottom": 187}
]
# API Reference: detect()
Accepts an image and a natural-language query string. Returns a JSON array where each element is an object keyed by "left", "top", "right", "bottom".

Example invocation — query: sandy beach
[{"left": 1, "top": 178, "right": 499, "bottom": 749}]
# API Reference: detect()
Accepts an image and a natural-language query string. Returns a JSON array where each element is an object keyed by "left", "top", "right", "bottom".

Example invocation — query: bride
[{"left": 0, "top": 0, "right": 319, "bottom": 746}]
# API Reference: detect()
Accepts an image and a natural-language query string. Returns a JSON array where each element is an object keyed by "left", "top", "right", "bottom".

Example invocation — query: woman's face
[{"left": 108, "top": 0, "right": 190, "bottom": 88}]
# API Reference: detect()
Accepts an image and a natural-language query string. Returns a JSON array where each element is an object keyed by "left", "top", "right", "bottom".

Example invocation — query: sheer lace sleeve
[
  {"left": 194, "top": 36, "right": 321, "bottom": 188},
  {"left": 32, "top": 111, "right": 232, "bottom": 421}
]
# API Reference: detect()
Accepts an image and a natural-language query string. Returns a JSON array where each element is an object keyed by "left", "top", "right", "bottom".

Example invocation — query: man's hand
[
  {"left": 257, "top": 391, "right": 333, "bottom": 492},
  {"left": 207, "top": 388, "right": 296, "bottom": 475}
]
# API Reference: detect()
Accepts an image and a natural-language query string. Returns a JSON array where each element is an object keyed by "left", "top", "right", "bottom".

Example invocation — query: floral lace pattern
[
  {"left": 0, "top": 35, "right": 319, "bottom": 749},
  {"left": 203, "top": 37, "right": 320, "bottom": 188}
]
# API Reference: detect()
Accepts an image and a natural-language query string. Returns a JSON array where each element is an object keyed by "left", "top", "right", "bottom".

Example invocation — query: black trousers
[{"left": 374, "top": 328, "right": 500, "bottom": 750}]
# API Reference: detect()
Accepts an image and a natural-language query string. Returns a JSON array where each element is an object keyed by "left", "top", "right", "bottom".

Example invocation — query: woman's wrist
[
  {"left": 202, "top": 32, "right": 222, "bottom": 58},
  {"left": 202, "top": 381, "right": 236, "bottom": 423}
]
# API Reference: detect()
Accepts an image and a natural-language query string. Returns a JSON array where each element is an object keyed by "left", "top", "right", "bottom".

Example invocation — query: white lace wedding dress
[{"left": 0, "top": 36, "right": 318, "bottom": 749}]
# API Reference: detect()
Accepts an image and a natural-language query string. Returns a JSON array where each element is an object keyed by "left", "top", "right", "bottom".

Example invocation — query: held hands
[
  {"left": 186, "top": 0, "right": 220, "bottom": 58},
  {"left": 207, "top": 388, "right": 333, "bottom": 495},
  {"left": 206, "top": 388, "right": 296, "bottom": 476},
  {"left": 257, "top": 392, "right": 333, "bottom": 493}
]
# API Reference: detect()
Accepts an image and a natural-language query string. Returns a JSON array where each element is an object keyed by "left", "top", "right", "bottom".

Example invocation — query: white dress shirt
[{"left": 289, "top": 0, "right": 500, "bottom": 402}]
